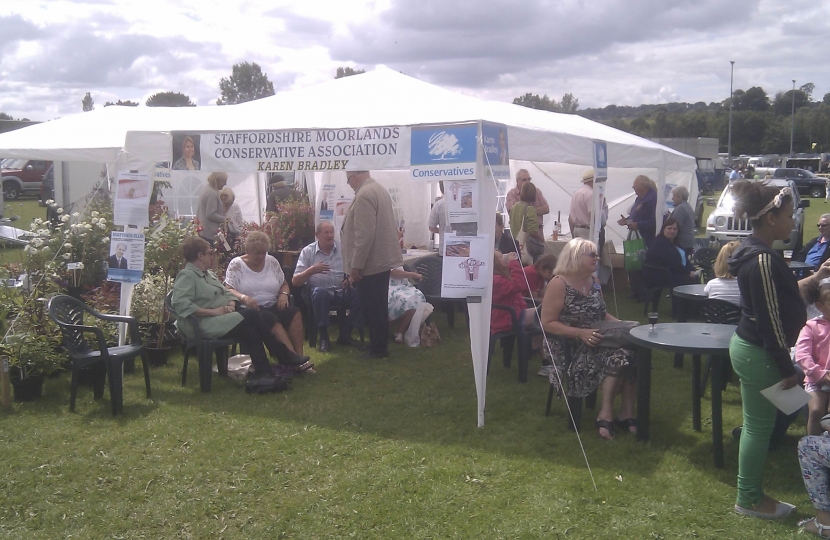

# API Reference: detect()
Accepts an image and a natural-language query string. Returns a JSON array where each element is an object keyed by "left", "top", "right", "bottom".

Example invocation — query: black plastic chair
[
  {"left": 47, "top": 294, "right": 150, "bottom": 415},
  {"left": 409, "top": 255, "right": 467, "bottom": 328},
  {"left": 489, "top": 304, "right": 519, "bottom": 377},
  {"left": 545, "top": 334, "right": 597, "bottom": 431},
  {"left": 165, "top": 291, "right": 237, "bottom": 393},
  {"left": 695, "top": 298, "right": 741, "bottom": 394},
  {"left": 691, "top": 247, "right": 718, "bottom": 283}
]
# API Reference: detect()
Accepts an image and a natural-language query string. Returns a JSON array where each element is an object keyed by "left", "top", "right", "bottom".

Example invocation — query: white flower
[
  {"left": 63, "top": 242, "right": 72, "bottom": 249},
  {"left": 31, "top": 238, "right": 43, "bottom": 248},
  {"left": 45, "top": 199, "right": 54, "bottom": 206},
  {"left": 91, "top": 211, "right": 99, "bottom": 217},
  {"left": 84, "top": 223, "right": 92, "bottom": 230},
  {"left": 98, "top": 223, "right": 106, "bottom": 229},
  {"left": 76, "top": 262, "right": 84, "bottom": 269},
  {"left": 33, "top": 218, "right": 42, "bottom": 225},
  {"left": 40, "top": 246, "right": 50, "bottom": 254},
  {"left": 72, "top": 212, "right": 80, "bottom": 218},
  {"left": 28, "top": 247, "right": 37, "bottom": 255},
  {"left": 56, "top": 208, "right": 63, "bottom": 214},
  {"left": 62, "top": 253, "right": 70, "bottom": 260},
  {"left": 102, "top": 237, "right": 109, "bottom": 243},
  {"left": 60, "top": 215, "right": 70, "bottom": 223}
]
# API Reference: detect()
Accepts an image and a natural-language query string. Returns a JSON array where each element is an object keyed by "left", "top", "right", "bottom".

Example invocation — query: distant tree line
[{"left": 514, "top": 83, "right": 830, "bottom": 155}]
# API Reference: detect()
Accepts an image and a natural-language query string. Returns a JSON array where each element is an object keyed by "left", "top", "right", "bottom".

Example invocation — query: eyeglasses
[
  {"left": 819, "top": 224, "right": 829, "bottom": 229},
  {"left": 583, "top": 252, "right": 599, "bottom": 258}
]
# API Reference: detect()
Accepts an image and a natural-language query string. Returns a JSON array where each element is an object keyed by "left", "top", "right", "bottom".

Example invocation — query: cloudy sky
[{"left": 1, "top": 0, "right": 827, "bottom": 121}]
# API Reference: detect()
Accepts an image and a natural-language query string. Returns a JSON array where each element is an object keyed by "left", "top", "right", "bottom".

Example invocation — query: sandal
[
  {"left": 394, "top": 333, "right": 404, "bottom": 343},
  {"left": 595, "top": 419, "right": 615, "bottom": 440},
  {"left": 614, "top": 418, "right": 637, "bottom": 434},
  {"left": 294, "top": 361, "right": 315, "bottom": 374},
  {"left": 799, "top": 518, "right": 830, "bottom": 537}
]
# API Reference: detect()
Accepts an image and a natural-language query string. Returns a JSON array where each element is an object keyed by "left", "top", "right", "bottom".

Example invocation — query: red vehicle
[{"left": 1, "top": 158, "right": 51, "bottom": 200}]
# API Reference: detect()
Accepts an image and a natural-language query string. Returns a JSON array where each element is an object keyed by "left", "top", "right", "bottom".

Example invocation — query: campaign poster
[
  {"left": 107, "top": 232, "right": 145, "bottom": 283},
  {"left": 410, "top": 124, "right": 477, "bottom": 181},
  {"left": 441, "top": 233, "right": 491, "bottom": 298},
  {"left": 171, "top": 133, "right": 202, "bottom": 171},
  {"left": 318, "top": 184, "right": 336, "bottom": 222},
  {"left": 445, "top": 180, "right": 479, "bottom": 225},
  {"left": 480, "top": 122, "right": 510, "bottom": 180},
  {"left": 113, "top": 171, "right": 152, "bottom": 228},
  {"left": 333, "top": 197, "right": 353, "bottom": 242},
  {"left": 195, "top": 127, "right": 410, "bottom": 173}
]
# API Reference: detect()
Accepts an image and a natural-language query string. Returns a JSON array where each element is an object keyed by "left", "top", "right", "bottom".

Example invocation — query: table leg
[
  {"left": 636, "top": 345, "right": 652, "bottom": 442},
  {"left": 673, "top": 298, "right": 688, "bottom": 369},
  {"left": 711, "top": 354, "right": 724, "bottom": 468},
  {"left": 692, "top": 354, "right": 701, "bottom": 431}
]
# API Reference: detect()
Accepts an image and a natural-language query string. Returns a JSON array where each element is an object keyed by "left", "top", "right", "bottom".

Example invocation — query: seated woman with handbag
[
  {"left": 508, "top": 182, "right": 545, "bottom": 265},
  {"left": 171, "top": 236, "right": 311, "bottom": 388},
  {"left": 540, "top": 238, "right": 638, "bottom": 440}
]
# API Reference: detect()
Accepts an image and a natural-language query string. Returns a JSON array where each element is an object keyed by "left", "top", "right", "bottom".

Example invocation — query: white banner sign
[
  {"left": 191, "top": 127, "right": 411, "bottom": 173},
  {"left": 113, "top": 171, "right": 152, "bottom": 228}
]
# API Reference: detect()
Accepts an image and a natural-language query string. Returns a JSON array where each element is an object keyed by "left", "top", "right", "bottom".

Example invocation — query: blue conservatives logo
[{"left": 411, "top": 125, "right": 478, "bottom": 166}]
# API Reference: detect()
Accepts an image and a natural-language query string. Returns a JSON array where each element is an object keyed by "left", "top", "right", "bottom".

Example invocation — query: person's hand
[
  {"left": 241, "top": 295, "right": 259, "bottom": 311},
  {"left": 214, "top": 305, "right": 234, "bottom": 316},
  {"left": 780, "top": 372, "right": 800, "bottom": 390},
  {"left": 816, "top": 260, "right": 830, "bottom": 280},
  {"left": 617, "top": 215, "right": 627, "bottom": 226},
  {"left": 627, "top": 221, "right": 638, "bottom": 231},
  {"left": 505, "top": 251, "right": 518, "bottom": 262},
  {"left": 311, "top": 262, "right": 331, "bottom": 275},
  {"left": 578, "top": 328, "right": 602, "bottom": 348},
  {"left": 277, "top": 293, "right": 289, "bottom": 310},
  {"left": 342, "top": 277, "right": 351, "bottom": 289},
  {"left": 349, "top": 268, "right": 362, "bottom": 285},
  {"left": 412, "top": 273, "right": 423, "bottom": 282}
]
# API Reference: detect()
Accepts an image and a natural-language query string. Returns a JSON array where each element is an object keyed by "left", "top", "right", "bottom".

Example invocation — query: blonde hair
[
  {"left": 207, "top": 172, "right": 228, "bottom": 190},
  {"left": 219, "top": 187, "right": 235, "bottom": 205},
  {"left": 244, "top": 231, "right": 272, "bottom": 253},
  {"left": 714, "top": 241, "right": 740, "bottom": 279},
  {"left": 553, "top": 238, "right": 596, "bottom": 275}
]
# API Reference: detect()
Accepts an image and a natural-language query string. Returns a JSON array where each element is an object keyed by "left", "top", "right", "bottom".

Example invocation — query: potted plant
[
  {"left": 266, "top": 198, "right": 314, "bottom": 252},
  {"left": 5, "top": 333, "right": 64, "bottom": 401},
  {"left": 136, "top": 216, "right": 197, "bottom": 364}
]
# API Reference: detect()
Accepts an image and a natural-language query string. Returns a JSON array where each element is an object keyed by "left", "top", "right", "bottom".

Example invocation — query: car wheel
[
  {"left": 3, "top": 182, "right": 19, "bottom": 200},
  {"left": 811, "top": 186, "right": 825, "bottom": 198}
]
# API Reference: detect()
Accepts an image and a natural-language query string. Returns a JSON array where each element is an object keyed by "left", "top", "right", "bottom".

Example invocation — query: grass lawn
[{"left": 1, "top": 195, "right": 826, "bottom": 538}]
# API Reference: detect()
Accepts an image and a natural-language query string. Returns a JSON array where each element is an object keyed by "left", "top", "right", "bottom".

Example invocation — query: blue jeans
[{"left": 310, "top": 286, "right": 362, "bottom": 330}]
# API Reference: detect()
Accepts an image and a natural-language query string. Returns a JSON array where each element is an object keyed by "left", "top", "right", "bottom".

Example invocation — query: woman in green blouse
[{"left": 171, "top": 236, "right": 311, "bottom": 381}]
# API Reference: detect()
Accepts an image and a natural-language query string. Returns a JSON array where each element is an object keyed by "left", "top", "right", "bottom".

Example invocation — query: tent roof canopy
[{"left": 0, "top": 67, "right": 695, "bottom": 171}]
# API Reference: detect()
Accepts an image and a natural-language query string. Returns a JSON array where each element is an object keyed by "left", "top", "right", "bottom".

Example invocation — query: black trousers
[
  {"left": 223, "top": 309, "right": 293, "bottom": 373},
  {"left": 357, "top": 270, "right": 391, "bottom": 355}
]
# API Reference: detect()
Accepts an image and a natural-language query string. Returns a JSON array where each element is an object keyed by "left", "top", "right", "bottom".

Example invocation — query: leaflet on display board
[
  {"left": 441, "top": 233, "right": 491, "bottom": 298},
  {"left": 106, "top": 232, "right": 145, "bottom": 284},
  {"left": 113, "top": 171, "right": 152, "bottom": 228}
]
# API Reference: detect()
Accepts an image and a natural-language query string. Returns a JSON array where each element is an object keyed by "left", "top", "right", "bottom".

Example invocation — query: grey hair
[
  {"left": 820, "top": 214, "right": 830, "bottom": 222},
  {"left": 315, "top": 221, "right": 334, "bottom": 235},
  {"left": 672, "top": 185, "right": 689, "bottom": 201}
]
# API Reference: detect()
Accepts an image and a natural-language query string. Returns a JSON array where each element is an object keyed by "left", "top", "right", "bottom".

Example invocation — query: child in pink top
[{"left": 795, "top": 282, "right": 830, "bottom": 435}]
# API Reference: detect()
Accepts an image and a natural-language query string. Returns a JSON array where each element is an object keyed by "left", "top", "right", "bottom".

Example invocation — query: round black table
[{"left": 627, "top": 322, "right": 736, "bottom": 468}]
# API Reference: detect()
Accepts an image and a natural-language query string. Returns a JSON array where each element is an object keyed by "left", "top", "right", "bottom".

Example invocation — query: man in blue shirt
[
  {"left": 292, "top": 221, "right": 362, "bottom": 352},
  {"left": 795, "top": 214, "right": 830, "bottom": 270}
]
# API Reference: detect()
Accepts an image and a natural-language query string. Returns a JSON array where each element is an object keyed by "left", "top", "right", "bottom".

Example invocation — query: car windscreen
[{"left": 1, "top": 159, "right": 28, "bottom": 170}]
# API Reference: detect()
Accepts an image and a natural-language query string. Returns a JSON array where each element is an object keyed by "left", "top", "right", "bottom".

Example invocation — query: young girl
[{"left": 796, "top": 280, "right": 830, "bottom": 435}]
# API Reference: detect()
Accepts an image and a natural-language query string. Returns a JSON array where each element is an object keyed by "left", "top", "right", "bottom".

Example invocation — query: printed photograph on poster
[
  {"left": 480, "top": 122, "right": 510, "bottom": 180},
  {"left": 445, "top": 180, "right": 479, "bottom": 224},
  {"left": 171, "top": 133, "right": 202, "bottom": 171},
  {"left": 441, "top": 234, "right": 491, "bottom": 298},
  {"left": 107, "top": 232, "right": 145, "bottom": 283},
  {"left": 113, "top": 171, "right": 152, "bottom": 228},
  {"left": 318, "top": 184, "right": 336, "bottom": 222},
  {"left": 334, "top": 197, "right": 353, "bottom": 238}
]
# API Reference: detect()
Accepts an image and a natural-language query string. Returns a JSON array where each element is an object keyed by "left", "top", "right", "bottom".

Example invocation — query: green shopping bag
[{"left": 623, "top": 230, "right": 645, "bottom": 272}]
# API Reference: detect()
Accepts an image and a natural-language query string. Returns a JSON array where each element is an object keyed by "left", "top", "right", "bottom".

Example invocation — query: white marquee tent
[{"left": 0, "top": 67, "right": 697, "bottom": 426}]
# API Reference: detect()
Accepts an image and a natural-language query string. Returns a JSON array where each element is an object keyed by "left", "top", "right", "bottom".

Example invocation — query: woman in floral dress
[
  {"left": 388, "top": 266, "right": 425, "bottom": 343},
  {"left": 540, "top": 238, "right": 637, "bottom": 440}
]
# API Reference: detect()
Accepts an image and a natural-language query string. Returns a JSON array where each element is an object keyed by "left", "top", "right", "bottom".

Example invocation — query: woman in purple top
[{"left": 617, "top": 175, "right": 657, "bottom": 247}]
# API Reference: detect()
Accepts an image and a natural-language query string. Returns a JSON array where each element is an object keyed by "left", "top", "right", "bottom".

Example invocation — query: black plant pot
[
  {"left": 145, "top": 346, "right": 172, "bottom": 367},
  {"left": 12, "top": 375, "right": 44, "bottom": 402}
]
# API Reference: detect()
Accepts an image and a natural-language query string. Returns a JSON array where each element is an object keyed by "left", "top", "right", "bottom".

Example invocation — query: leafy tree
[
  {"left": 801, "top": 82, "right": 815, "bottom": 100},
  {"left": 0, "top": 113, "right": 12, "bottom": 120},
  {"left": 512, "top": 92, "right": 580, "bottom": 113},
  {"left": 335, "top": 67, "right": 365, "bottom": 79},
  {"left": 771, "top": 89, "right": 809, "bottom": 115},
  {"left": 146, "top": 92, "right": 196, "bottom": 107},
  {"left": 82, "top": 92, "right": 94, "bottom": 112},
  {"left": 104, "top": 100, "right": 139, "bottom": 107},
  {"left": 823, "top": 93, "right": 830, "bottom": 106},
  {"left": 732, "top": 87, "right": 770, "bottom": 112},
  {"left": 216, "top": 62, "right": 275, "bottom": 105}
]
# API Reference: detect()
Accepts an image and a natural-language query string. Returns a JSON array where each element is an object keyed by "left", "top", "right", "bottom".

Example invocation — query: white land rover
[{"left": 706, "top": 179, "right": 807, "bottom": 253}]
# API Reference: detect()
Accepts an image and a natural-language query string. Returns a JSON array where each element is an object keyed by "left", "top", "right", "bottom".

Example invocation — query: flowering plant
[{"left": 265, "top": 198, "right": 314, "bottom": 250}]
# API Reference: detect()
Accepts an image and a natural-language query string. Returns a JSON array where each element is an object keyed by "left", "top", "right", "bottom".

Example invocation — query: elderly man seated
[
  {"left": 292, "top": 221, "right": 362, "bottom": 352},
  {"left": 795, "top": 213, "right": 830, "bottom": 270}
]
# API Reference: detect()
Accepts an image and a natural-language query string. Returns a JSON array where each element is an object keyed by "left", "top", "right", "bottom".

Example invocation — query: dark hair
[
  {"left": 804, "top": 279, "right": 830, "bottom": 305},
  {"left": 520, "top": 182, "right": 537, "bottom": 203},
  {"left": 658, "top": 217, "right": 681, "bottom": 245},
  {"left": 731, "top": 180, "right": 793, "bottom": 227},
  {"left": 182, "top": 236, "right": 210, "bottom": 262},
  {"left": 534, "top": 253, "right": 557, "bottom": 273}
]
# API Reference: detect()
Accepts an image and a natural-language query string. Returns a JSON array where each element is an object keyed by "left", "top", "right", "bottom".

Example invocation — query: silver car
[{"left": 706, "top": 179, "right": 807, "bottom": 252}]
